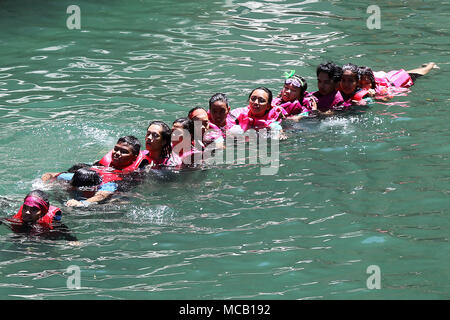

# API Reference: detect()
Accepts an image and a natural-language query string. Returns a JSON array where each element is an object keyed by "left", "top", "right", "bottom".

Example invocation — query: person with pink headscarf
[{"left": 1, "top": 190, "right": 77, "bottom": 241}]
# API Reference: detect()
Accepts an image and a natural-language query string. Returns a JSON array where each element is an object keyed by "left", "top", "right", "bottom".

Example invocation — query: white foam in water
[
  {"left": 31, "top": 178, "right": 51, "bottom": 191},
  {"left": 319, "top": 116, "right": 361, "bottom": 134},
  {"left": 126, "top": 205, "right": 176, "bottom": 224}
]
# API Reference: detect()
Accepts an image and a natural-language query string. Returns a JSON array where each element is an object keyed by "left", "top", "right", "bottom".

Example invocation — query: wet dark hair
[
  {"left": 342, "top": 63, "right": 359, "bottom": 81},
  {"left": 248, "top": 87, "right": 273, "bottom": 106},
  {"left": 25, "top": 190, "right": 50, "bottom": 206},
  {"left": 187, "top": 106, "right": 207, "bottom": 119},
  {"left": 173, "top": 117, "right": 195, "bottom": 138},
  {"left": 70, "top": 168, "right": 102, "bottom": 187},
  {"left": 209, "top": 93, "right": 229, "bottom": 108},
  {"left": 147, "top": 120, "right": 172, "bottom": 160},
  {"left": 357, "top": 66, "right": 376, "bottom": 89},
  {"left": 316, "top": 61, "right": 343, "bottom": 83},
  {"left": 67, "top": 163, "right": 91, "bottom": 173},
  {"left": 117, "top": 135, "right": 141, "bottom": 156}
]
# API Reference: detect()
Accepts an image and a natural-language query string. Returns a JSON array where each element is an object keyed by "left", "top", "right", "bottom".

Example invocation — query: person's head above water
[
  {"left": 21, "top": 190, "right": 50, "bottom": 224},
  {"left": 357, "top": 66, "right": 376, "bottom": 90},
  {"left": 188, "top": 106, "right": 210, "bottom": 135},
  {"left": 208, "top": 93, "right": 230, "bottom": 127},
  {"left": 172, "top": 117, "right": 194, "bottom": 148},
  {"left": 70, "top": 168, "right": 102, "bottom": 187},
  {"left": 145, "top": 120, "right": 172, "bottom": 159},
  {"left": 340, "top": 63, "right": 359, "bottom": 97},
  {"left": 110, "top": 135, "right": 141, "bottom": 169},
  {"left": 248, "top": 87, "right": 273, "bottom": 118},
  {"left": 280, "top": 74, "right": 308, "bottom": 102},
  {"left": 316, "top": 62, "right": 343, "bottom": 96}
]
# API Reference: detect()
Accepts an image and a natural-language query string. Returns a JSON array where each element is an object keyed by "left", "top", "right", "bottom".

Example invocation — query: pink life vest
[
  {"left": 272, "top": 91, "right": 317, "bottom": 116},
  {"left": 230, "top": 105, "right": 286, "bottom": 132},
  {"left": 207, "top": 111, "right": 236, "bottom": 136},
  {"left": 374, "top": 69, "right": 413, "bottom": 89}
]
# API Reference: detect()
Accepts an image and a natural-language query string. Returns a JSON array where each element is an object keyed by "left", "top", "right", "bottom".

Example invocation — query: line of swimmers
[{"left": 1, "top": 61, "right": 437, "bottom": 241}]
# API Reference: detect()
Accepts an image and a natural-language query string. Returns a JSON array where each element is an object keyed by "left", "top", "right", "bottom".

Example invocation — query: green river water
[{"left": 0, "top": 0, "right": 448, "bottom": 300}]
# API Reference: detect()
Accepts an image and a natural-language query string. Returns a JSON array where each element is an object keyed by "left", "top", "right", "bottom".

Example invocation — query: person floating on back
[{"left": 357, "top": 62, "right": 438, "bottom": 100}]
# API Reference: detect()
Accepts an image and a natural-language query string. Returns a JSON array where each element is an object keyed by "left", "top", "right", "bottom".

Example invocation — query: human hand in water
[
  {"left": 66, "top": 199, "right": 84, "bottom": 207},
  {"left": 41, "top": 172, "right": 59, "bottom": 182},
  {"left": 367, "top": 89, "right": 376, "bottom": 97}
]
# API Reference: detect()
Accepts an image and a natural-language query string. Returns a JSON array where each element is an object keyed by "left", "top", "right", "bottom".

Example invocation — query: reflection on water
[{"left": 0, "top": 0, "right": 448, "bottom": 300}]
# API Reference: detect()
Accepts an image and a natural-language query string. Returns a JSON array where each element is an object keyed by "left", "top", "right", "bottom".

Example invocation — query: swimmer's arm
[
  {"left": 66, "top": 191, "right": 113, "bottom": 207},
  {"left": 41, "top": 172, "right": 60, "bottom": 182},
  {"left": 286, "top": 114, "right": 304, "bottom": 122}
]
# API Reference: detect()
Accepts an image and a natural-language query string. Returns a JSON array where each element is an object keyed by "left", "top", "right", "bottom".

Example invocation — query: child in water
[
  {"left": 272, "top": 72, "right": 318, "bottom": 121},
  {"left": 358, "top": 62, "right": 438, "bottom": 100},
  {"left": 1, "top": 190, "right": 77, "bottom": 241}
]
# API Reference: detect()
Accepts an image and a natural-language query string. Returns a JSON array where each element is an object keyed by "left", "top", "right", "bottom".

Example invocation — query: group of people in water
[{"left": 1, "top": 61, "right": 437, "bottom": 240}]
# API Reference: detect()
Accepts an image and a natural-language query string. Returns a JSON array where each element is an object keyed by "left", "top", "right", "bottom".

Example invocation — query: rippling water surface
[{"left": 0, "top": 0, "right": 449, "bottom": 299}]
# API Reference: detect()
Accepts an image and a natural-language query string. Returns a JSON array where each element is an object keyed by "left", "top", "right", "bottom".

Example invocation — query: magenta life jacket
[
  {"left": 231, "top": 105, "right": 286, "bottom": 132},
  {"left": 207, "top": 111, "right": 236, "bottom": 136},
  {"left": 12, "top": 205, "right": 61, "bottom": 229},
  {"left": 374, "top": 69, "right": 413, "bottom": 89}
]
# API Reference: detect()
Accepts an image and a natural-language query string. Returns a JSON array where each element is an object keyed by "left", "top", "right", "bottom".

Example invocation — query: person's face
[
  {"left": 22, "top": 204, "right": 43, "bottom": 224},
  {"left": 110, "top": 142, "right": 136, "bottom": 169},
  {"left": 190, "top": 109, "right": 209, "bottom": 135},
  {"left": 249, "top": 89, "right": 270, "bottom": 117},
  {"left": 209, "top": 100, "right": 229, "bottom": 127},
  {"left": 171, "top": 122, "right": 185, "bottom": 147},
  {"left": 359, "top": 75, "right": 372, "bottom": 90},
  {"left": 146, "top": 124, "right": 165, "bottom": 152},
  {"left": 317, "top": 72, "right": 337, "bottom": 96},
  {"left": 340, "top": 70, "right": 358, "bottom": 96},
  {"left": 281, "top": 83, "right": 302, "bottom": 102}
]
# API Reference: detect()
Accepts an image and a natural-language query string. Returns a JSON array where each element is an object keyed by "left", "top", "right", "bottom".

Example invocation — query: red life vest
[
  {"left": 352, "top": 89, "right": 369, "bottom": 101},
  {"left": 97, "top": 150, "right": 151, "bottom": 173},
  {"left": 12, "top": 205, "right": 61, "bottom": 229}
]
